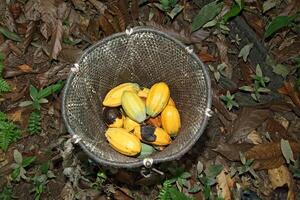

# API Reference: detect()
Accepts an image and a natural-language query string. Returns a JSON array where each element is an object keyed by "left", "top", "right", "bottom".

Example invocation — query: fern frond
[
  {"left": 0, "top": 78, "right": 11, "bottom": 93},
  {"left": 159, "top": 180, "right": 172, "bottom": 200},
  {"left": 0, "top": 112, "right": 21, "bottom": 151},
  {"left": 28, "top": 111, "right": 41, "bottom": 134}
]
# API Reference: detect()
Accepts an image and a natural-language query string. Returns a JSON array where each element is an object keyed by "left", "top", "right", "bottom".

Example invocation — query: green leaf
[
  {"left": 0, "top": 27, "right": 22, "bottom": 42},
  {"left": 203, "top": 19, "right": 218, "bottom": 28},
  {"left": 239, "top": 152, "right": 246, "bottom": 165},
  {"left": 206, "top": 164, "right": 223, "bottom": 178},
  {"left": 22, "top": 156, "right": 36, "bottom": 167},
  {"left": 197, "top": 160, "right": 204, "bottom": 175},
  {"left": 255, "top": 64, "right": 263, "bottom": 77},
  {"left": 168, "top": 187, "right": 192, "bottom": 200},
  {"left": 13, "top": 149, "right": 23, "bottom": 165},
  {"left": 0, "top": 186, "right": 13, "bottom": 200},
  {"left": 0, "top": 113, "right": 21, "bottom": 151},
  {"left": 191, "top": 1, "right": 223, "bottom": 31},
  {"left": 257, "top": 87, "right": 271, "bottom": 93},
  {"left": 19, "top": 101, "right": 33, "bottom": 107},
  {"left": 11, "top": 166, "right": 21, "bottom": 181},
  {"left": 280, "top": 139, "right": 295, "bottom": 164},
  {"left": 0, "top": 78, "right": 11, "bottom": 93},
  {"left": 272, "top": 64, "right": 289, "bottom": 78},
  {"left": 28, "top": 111, "right": 41, "bottom": 134},
  {"left": 223, "top": 0, "right": 244, "bottom": 22},
  {"left": 30, "top": 85, "right": 39, "bottom": 101},
  {"left": 167, "top": 4, "right": 184, "bottom": 19},
  {"left": 181, "top": 172, "right": 192, "bottom": 179},
  {"left": 238, "top": 43, "right": 253, "bottom": 62},
  {"left": 265, "top": 15, "right": 292, "bottom": 38},
  {"left": 37, "top": 82, "right": 64, "bottom": 99},
  {"left": 239, "top": 85, "right": 254, "bottom": 92},
  {"left": 188, "top": 184, "right": 201, "bottom": 193},
  {"left": 293, "top": 169, "right": 300, "bottom": 178},
  {"left": 40, "top": 161, "right": 50, "bottom": 174}
]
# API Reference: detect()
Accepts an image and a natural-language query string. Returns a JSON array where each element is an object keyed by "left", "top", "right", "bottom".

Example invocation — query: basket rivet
[
  {"left": 71, "top": 63, "right": 80, "bottom": 73},
  {"left": 125, "top": 28, "right": 133, "bottom": 35},
  {"left": 72, "top": 134, "right": 81, "bottom": 143},
  {"left": 143, "top": 158, "right": 153, "bottom": 168},
  {"left": 205, "top": 108, "right": 213, "bottom": 117},
  {"left": 185, "top": 46, "right": 193, "bottom": 54}
]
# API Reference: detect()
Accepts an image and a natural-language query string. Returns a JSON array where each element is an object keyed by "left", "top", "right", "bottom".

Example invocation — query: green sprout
[
  {"left": 220, "top": 91, "right": 239, "bottom": 110},
  {"left": 239, "top": 64, "right": 270, "bottom": 101}
]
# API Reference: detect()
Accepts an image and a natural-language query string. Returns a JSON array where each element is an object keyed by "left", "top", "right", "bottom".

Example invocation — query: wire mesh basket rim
[{"left": 61, "top": 26, "right": 212, "bottom": 168}]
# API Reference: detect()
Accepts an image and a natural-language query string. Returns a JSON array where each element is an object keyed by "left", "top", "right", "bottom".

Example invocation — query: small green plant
[
  {"left": 154, "top": 0, "right": 184, "bottom": 20},
  {"left": 167, "top": 166, "right": 192, "bottom": 192},
  {"left": 208, "top": 63, "right": 226, "bottom": 83},
  {"left": 91, "top": 171, "right": 107, "bottom": 190},
  {"left": 158, "top": 179, "right": 193, "bottom": 200},
  {"left": 265, "top": 12, "right": 300, "bottom": 38},
  {"left": 198, "top": 164, "right": 223, "bottom": 200},
  {"left": 239, "top": 64, "right": 270, "bottom": 101},
  {"left": 230, "top": 152, "right": 258, "bottom": 179},
  {"left": 0, "top": 186, "right": 14, "bottom": 200},
  {"left": 220, "top": 91, "right": 239, "bottom": 110},
  {"left": 10, "top": 149, "right": 36, "bottom": 182},
  {"left": 0, "top": 51, "right": 11, "bottom": 93},
  {"left": 19, "top": 82, "right": 64, "bottom": 134},
  {"left": 0, "top": 112, "right": 21, "bottom": 151},
  {"left": 31, "top": 161, "right": 56, "bottom": 200}
]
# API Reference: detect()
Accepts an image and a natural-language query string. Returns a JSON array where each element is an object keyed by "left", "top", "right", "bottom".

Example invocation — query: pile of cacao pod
[{"left": 102, "top": 82, "right": 181, "bottom": 157}]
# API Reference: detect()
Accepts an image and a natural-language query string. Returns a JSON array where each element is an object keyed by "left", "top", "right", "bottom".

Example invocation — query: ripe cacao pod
[
  {"left": 105, "top": 128, "right": 141, "bottom": 156},
  {"left": 146, "top": 82, "right": 170, "bottom": 117},
  {"left": 103, "top": 83, "right": 140, "bottom": 107},
  {"left": 161, "top": 105, "right": 181, "bottom": 136}
]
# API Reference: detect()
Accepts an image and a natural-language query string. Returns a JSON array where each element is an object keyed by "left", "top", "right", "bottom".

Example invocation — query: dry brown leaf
[
  {"left": 17, "top": 64, "right": 32, "bottom": 72},
  {"left": 215, "top": 35, "right": 231, "bottom": 78},
  {"left": 213, "top": 143, "right": 254, "bottom": 161},
  {"left": 278, "top": 81, "right": 300, "bottom": 110},
  {"left": 265, "top": 118, "right": 288, "bottom": 141},
  {"left": 274, "top": 115, "right": 289, "bottom": 129},
  {"left": 252, "top": 157, "right": 285, "bottom": 170},
  {"left": 198, "top": 52, "right": 216, "bottom": 63},
  {"left": 145, "top": 21, "right": 209, "bottom": 44},
  {"left": 216, "top": 170, "right": 233, "bottom": 200},
  {"left": 268, "top": 165, "right": 295, "bottom": 200},
  {"left": 247, "top": 130, "right": 262, "bottom": 144},
  {"left": 276, "top": 40, "right": 300, "bottom": 63},
  {"left": 228, "top": 108, "right": 271, "bottom": 143},
  {"left": 99, "top": 15, "right": 115, "bottom": 36},
  {"left": 22, "top": 21, "right": 36, "bottom": 53},
  {"left": 88, "top": 0, "right": 107, "bottom": 15},
  {"left": 7, "top": 108, "right": 23, "bottom": 122},
  {"left": 50, "top": 19, "right": 63, "bottom": 60},
  {"left": 131, "top": 0, "right": 139, "bottom": 20},
  {"left": 9, "top": 2, "right": 22, "bottom": 19}
]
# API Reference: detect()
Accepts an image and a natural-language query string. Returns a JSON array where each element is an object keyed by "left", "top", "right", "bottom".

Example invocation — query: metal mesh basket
[{"left": 62, "top": 27, "right": 212, "bottom": 168}]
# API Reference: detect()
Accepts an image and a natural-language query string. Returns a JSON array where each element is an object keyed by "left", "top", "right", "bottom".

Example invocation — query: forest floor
[{"left": 0, "top": 0, "right": 300, "bottom": 199}]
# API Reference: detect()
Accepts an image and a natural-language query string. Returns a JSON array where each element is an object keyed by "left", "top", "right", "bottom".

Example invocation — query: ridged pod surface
[
  {"left": 161, "top": 105, "right": 181, "bottom": 136},
  {"left": 146, "top": 82, "right": 170, "bottom": 117},
  {"left": 123, "top": 116, "right": 140, "bottom": 132},
  {"left": 103, "top": 83, "right": 140, "bottom": 107},
  {"left": 105, "top": 128, "right": 141, "bottom": 156},
  {"left": 121, "top": 91, "right": 146, "bottom": 123}
]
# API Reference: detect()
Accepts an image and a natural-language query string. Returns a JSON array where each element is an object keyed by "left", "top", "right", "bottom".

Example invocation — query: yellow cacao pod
[
  {"left": 161, "top": 105, "right": 181, "bottom": 136},
  {"left": 102, "top": 107, "right": 124, "bottom": 128},
  {"left": 137, "top": 87, "right": 150, "bottom": 98},
  {"left": 167, "top": 97, "right": 175, "bottom": 106},
  {"left": 105, "top": 128, "right": 141, "bottom": 156},
  {"left": 103, "top": 83, "right": 140, "bottom": 107},
  {"left": 134, "top": 125, "right": 171, "bottom": 146},
  {"left": 121, "top": 91, "right": 146, "bottom": 123},
  {"left": 124, "top": 116, "right": 140, "bottom": 132},
  {"left": 146, "top": 82, "right": 170, "bottom": 117}
]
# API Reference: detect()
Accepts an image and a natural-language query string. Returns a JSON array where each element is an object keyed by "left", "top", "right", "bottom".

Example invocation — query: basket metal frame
[{"left": 62, "top": 27, "right": 212, "bottom": 168}]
